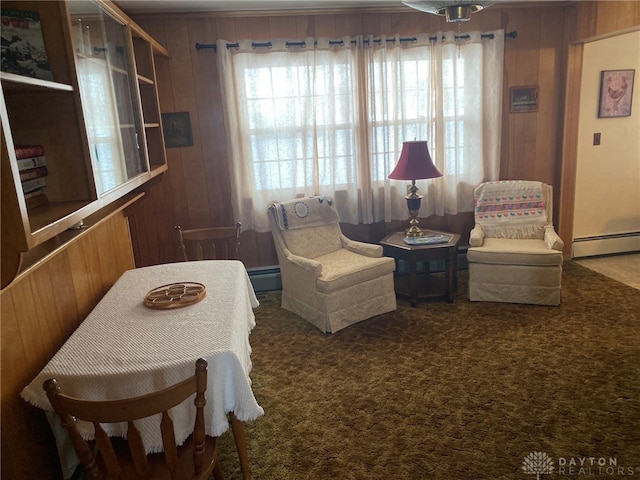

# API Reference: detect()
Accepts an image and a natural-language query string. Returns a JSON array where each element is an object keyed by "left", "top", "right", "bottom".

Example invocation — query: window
[
  {"left": 217, "top": 32, "right": 504, "bottom": 231},
  {"left": 369, "top": 46, "right": 431, "bottom": 183},
  {"left": 242, "top": 55, "right": 356, "bottom": 191}
]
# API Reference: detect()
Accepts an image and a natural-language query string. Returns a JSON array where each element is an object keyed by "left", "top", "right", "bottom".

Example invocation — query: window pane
[{"left": 241, "top": 52, "right": 356, "bottom": 191}]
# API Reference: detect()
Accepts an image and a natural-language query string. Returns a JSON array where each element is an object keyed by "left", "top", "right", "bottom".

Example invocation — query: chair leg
[{"left": 213, "top": 459, "right": 225, "bottom": 480}]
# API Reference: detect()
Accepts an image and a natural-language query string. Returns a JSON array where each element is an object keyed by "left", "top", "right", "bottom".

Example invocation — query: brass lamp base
[
  {"left": 405, "top": 223, "right": 425, "bottom": 238},
  {"left": 404, "top": 180, "right": 424, "bottom": 238}
]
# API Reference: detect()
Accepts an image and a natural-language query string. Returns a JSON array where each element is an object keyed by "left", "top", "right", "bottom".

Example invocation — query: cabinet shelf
[
  {"left": 138, "top": 74, "right": 154, "bottom": 85},
  {"left": 16, "top": 192, "right": 144, "bottom": 284},
  {"left": 132, "top": 34, "right": 167, "bottom": 170},
  {"left": 74, "top": 54, "right": 130, "bottom": 77},
  {"left": 28, "top": 200, "right": 93, "bottom": 234},
  {"left": 1, "top": 72, "right": 74, "bottom": 93}
]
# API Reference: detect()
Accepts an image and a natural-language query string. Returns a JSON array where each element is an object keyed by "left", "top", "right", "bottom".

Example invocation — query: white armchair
[
  {"left": 467, "top": 180, "right": 564, "bottom": 305},
  {"left": 268, "top": 197, "right": 397, "bottom": 333}
]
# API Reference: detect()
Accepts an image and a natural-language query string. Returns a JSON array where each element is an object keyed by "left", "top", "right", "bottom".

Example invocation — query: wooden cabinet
[{"left": 0, "top": 0, "right": 168, "bottom": 288}]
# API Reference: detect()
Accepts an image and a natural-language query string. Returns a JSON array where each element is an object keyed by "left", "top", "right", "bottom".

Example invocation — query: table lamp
[{"left": 388, "top": 140, "right": 442, "bottom": 237}]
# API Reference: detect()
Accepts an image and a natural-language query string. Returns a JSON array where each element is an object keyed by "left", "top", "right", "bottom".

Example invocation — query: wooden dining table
[{"left": 21, "top": 260, "right": 264, "bottom": 480}]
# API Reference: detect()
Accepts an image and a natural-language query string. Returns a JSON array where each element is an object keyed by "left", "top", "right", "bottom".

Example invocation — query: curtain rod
[{"left": 195, "top": 30, "right": 517, "bottom": 51}]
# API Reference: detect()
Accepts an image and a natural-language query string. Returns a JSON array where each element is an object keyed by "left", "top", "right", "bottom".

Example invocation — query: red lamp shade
[{"left": 388, "top": 140, "right": 442, "bottom": 180}]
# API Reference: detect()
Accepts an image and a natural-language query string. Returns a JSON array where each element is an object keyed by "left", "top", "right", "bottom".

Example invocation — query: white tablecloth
[{"left": 21, "top": 260, "right": 264, "bottom": 455}]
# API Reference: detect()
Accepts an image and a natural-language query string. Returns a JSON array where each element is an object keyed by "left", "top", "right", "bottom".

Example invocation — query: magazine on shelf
[
  {"left": 1, "top": 9, "right": 54, "bottom": 81},
  {"left": 403, "top": 234, "right": 451, "bottom": 245}
]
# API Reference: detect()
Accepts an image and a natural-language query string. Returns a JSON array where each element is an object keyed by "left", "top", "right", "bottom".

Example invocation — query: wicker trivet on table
[{"left": 144, "top": 282, "right": 206, "bottom": 309}]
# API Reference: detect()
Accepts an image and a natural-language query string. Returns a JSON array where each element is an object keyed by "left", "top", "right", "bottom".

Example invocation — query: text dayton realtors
[{"left": 558, "top": 457, "right": 636, "bottom": 476}]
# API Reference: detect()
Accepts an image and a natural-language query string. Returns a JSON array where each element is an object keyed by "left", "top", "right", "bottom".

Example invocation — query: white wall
[{"left": 572, "top": 30, "right": 640, "bottom": 258}]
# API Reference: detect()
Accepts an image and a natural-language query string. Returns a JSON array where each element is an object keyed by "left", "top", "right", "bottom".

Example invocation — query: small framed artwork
[
  {"left": 598, "top": 69, "right": 635, "bottom": 118},
  {"left": 162, "top": 112, "right": 193, "bottom": 148},
  {"left": 510, "top": 85, "right": 539, "bottom": 113}
]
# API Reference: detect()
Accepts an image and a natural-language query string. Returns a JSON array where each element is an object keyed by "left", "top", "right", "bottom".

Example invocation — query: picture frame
[
  {"left": 598, "top": 69, "right": 635, "bottom": 118},
  {"left": 161, "top": 112, "right": 193, "bottom": 148},
  {"left": 510, "top": 85, "right": 539, "bottom": 113}
]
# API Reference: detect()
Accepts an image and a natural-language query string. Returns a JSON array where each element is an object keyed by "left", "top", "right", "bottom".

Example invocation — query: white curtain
[
  {"left": 217, "top": 38, "right": 363, "bottom": 230},
  {"left": 217, "top": 31, "right": 504, "bottom": 232}
]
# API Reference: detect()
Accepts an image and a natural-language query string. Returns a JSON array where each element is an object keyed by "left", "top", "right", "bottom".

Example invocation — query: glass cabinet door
[{"left": 69, "top": 0, "right": 146, "bottom": 195}]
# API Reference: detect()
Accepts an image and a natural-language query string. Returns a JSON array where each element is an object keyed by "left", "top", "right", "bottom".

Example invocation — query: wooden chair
[
  {"left": 43, "top": 359, "right": 224, "bottom": 480},
  {"left": 175, "top": 223, "right": 242, "bottom": 261}
]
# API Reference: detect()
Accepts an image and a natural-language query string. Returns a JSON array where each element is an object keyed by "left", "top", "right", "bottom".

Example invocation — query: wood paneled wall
[
  {"left": 0, "top": 213, "right": 135, "bottom": 479},
  {"left": 129, "top": 2, "right": 589, "bottom": 269}
]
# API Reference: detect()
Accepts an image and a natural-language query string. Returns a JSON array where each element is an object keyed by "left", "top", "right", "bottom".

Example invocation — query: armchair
[
  {"left": 467, "top": 180, "right": 564, "bottom": 305},
  {"left": 268, "top": 197, "right": 396, "bottom": 333}
]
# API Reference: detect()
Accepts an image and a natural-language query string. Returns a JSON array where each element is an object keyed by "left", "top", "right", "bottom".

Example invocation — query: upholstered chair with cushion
[
  {"left": 268, "top": 197, "right": 397, "bottom": 333},
  {"left": 467, "top": 180, "right": 564, "bottom": 305}
]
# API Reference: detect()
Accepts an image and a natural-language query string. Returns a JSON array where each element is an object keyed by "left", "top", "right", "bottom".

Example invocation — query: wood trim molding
[
  {"left": 571, "top": 24, "right": 640, "bottom": 46},
  {"left": 558, "top": 43, "right": 583, "bottom": 257}
]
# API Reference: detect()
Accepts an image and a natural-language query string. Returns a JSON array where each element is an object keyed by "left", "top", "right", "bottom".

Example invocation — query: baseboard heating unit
[
  {"left": 572, "top": 231, "right": 640, "bottom": 258},
  {"left": 247, "top": 266, "right": 282, "bottom": 293}
]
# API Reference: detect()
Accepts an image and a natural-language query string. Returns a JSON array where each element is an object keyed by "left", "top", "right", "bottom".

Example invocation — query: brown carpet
[{"left": 216, "top": 262, "right": 640, "bottom": 480}]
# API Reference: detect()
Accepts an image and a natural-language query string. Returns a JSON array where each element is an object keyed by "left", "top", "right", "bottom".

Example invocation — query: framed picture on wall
[
  {"left": 510, "top": 85, "right": 539, "bottom": 113},
  {"left": 598, "top": 69, "right": 635, "bottom": 118},
  {"left": 162, "top": 112, "right": 194, "bottom": 147}
]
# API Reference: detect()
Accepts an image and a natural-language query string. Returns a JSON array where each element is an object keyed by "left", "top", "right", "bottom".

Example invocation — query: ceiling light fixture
[{"left": 401, "top": 0, "right": 494, "bottom": 22}]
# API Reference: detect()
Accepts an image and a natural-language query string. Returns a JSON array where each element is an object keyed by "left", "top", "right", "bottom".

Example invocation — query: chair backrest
[
  {"left": 175, "top": 223, "right": 241, "bottom": 261},
  {"left": 268, "top": 197, "right": 343, "bottom": 259},
  {"left": 44, "top": 359, "right": 213, "bottom": 480},
  {"left": 473, "top": 180, "right": 553, "bottom": 239}
]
